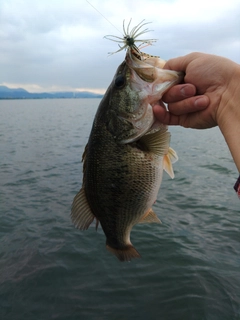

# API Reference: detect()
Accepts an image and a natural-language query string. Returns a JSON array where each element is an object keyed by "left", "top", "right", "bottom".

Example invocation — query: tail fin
[{"left": 106, "top": 244, "right": 141, "bottom": 262}]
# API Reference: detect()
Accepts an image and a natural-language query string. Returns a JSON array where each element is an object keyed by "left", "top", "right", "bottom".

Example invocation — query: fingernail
[
  {"left": 180, "top": 85, "right": 195, "bottom": 97},
  {"left": 194, "top": 97, "right": 208, "bottom": 108}
]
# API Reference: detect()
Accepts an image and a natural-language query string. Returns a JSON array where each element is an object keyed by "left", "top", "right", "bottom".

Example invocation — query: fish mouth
[{"left": 126, "top": 48, "right": 183, "bottom": 85}]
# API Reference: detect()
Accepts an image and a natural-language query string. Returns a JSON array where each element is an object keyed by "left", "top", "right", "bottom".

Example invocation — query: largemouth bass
[{"left": 71, "top": 48, "right": 183, "bottom": 261}]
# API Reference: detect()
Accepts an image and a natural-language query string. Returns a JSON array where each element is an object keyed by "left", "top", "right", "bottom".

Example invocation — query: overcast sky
[{"left": 1, "top": 0, "right": 240, "bottom": 93}]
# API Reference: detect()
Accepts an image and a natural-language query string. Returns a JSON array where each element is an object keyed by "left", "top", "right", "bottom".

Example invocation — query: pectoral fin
[
  {"left": 163, "top": 147, "right": 178, "bottom": 179},
  {"left": 139, "top": 128, "right": 170, "bottom": 156},
  {"left": 71, "top": 188, "right": 95, "bottom": 230},
  {"left": 138, "top": 208, "right": 162, "bottom": 224}
]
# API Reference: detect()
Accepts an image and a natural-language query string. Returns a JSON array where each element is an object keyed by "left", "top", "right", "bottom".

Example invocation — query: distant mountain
[{"left": 0, "top": 86, "right": 104, "bottom": 99}]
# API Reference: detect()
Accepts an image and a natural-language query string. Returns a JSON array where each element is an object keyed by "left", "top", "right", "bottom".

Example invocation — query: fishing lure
[{"left": 104, "top": 19, "right": 157, "bottom": 56}]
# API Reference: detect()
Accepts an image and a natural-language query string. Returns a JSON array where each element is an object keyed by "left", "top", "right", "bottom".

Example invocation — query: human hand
[
  {"left": 153, "top": 52, "right": 239, "bottom": 129},
  {"left": 153, "top": 52, "right": 240, "bottom": 172}
]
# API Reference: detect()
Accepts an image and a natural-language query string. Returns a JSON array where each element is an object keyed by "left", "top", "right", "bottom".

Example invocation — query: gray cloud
[{"left": 1, "top": 0, "right": 239, "bottom": 92}]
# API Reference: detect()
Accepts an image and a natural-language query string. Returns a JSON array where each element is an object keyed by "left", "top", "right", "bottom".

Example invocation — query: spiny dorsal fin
[
  {"left": 71, "top": 188, "right": 95, "bottom": 230},
  {"left": 138, "top": 208, "right": 162, "bottom": 224},
  {"left": 139, "top": 129, "right": 170, "bottom": 156},
  {"left": 163, "top": 147, "right": 178, "bottom": 179},
  {"left": 82, "top": 144, "right": 88, "bottom": 185},
  {"left": 82, "top": 143, "right": 88, "bottom": 163}
]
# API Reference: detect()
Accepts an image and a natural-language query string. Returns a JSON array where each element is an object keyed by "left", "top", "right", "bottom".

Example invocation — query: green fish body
[{"left": 71, "top": 51, "right": 182, "bottom": 261}]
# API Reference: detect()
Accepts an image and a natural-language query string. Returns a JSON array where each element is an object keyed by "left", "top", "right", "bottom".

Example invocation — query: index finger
[{"left": 164, "top": 52, "right": 201, "bottom": 71}]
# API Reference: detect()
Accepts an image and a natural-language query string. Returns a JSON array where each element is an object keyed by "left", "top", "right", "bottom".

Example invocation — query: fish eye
[{"left": 114, "top": 75, "right": 125, "bottom": 88}]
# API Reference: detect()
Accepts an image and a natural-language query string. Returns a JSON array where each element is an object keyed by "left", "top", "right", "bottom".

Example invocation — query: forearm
[{"left": 217, "top": 64, "right": 240, "bottom": 172}]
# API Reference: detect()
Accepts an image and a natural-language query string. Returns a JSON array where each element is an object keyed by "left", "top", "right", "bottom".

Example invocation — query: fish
[{"left": 71, "top": 21, "right": 183, "bottom": 261}]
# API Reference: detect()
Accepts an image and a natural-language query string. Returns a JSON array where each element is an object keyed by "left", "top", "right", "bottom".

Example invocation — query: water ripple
[{"left": 0, "top": 100, "right": 239, "bottom": 320}]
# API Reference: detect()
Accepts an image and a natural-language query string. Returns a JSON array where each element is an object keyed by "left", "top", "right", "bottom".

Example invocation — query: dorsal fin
[
  {"left": 138, "top": 208, "right": 162, "bottom": 224},
  {"left": 139, "top": 129, "right": 170, "bottom": 156},
  {"left": 82, "top": 144, "right": 88, "bottom": 185},
  {"left": 82, "top": 143, "right": 88, "bottom": 163},
  {"left": 71, "top": 188, "right": 95, "bottom": 230}
]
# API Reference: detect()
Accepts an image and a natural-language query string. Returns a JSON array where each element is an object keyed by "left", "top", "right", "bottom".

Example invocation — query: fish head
[
  {"left": 105, "top": 59, "right": 152, "bottom": 144},
  {"left": 125, "top": 49, "right": 184, "bottom": 102},
  {"left": 104, "top": 50, "right": 183, "bottom": 144}
]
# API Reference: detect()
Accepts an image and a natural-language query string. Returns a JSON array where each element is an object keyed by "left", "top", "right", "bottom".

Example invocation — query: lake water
[{"left": 0, "top": 99, "right": 239, "bottom": 320}]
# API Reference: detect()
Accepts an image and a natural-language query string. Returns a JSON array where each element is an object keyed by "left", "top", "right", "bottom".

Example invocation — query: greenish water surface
[{"left": 0, "top": 99, "right": 239, "bottom": 320}]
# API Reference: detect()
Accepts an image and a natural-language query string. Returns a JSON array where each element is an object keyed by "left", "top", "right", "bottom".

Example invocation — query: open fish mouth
[{"left": 126, "top": 47, "right": 183, "bottom": 85}]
